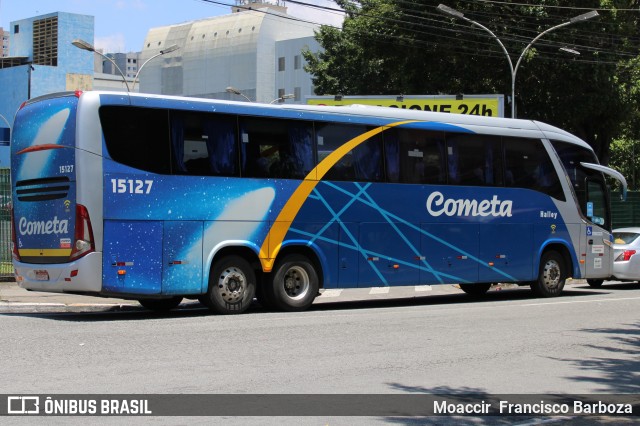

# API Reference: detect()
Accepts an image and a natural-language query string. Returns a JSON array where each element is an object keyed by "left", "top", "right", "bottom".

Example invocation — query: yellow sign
[{"left": 306, "top": 96, "right": 504, "bottom": 117}]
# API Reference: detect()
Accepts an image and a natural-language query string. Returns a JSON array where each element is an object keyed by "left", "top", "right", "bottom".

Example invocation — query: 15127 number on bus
[{"left": 110, "top": 179, "right": 153, "bottom": 195}]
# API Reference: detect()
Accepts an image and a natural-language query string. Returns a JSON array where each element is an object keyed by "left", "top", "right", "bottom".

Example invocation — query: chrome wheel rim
[
  {"left": 542, "top": 259, "right": 562, "bottom": 290},
  {"left": 217, "top": 266, "right": 247, "bottom": 304},
  {"left": 282, "top": 266, "right": 310, "bottom": 300}
]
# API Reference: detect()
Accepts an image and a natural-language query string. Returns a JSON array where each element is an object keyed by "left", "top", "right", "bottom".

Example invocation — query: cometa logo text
[
  {"left": 426, "top": 191, "right": 513, "bottom": 218},
  {"left": 18, "top": 216, "right": 69, "bottom": 236}
]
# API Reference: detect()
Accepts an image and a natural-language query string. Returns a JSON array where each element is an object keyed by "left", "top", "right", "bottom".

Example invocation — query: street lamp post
[
  {"left": 132, "top": 44, "right": 180, "bottom": 92},
  {"left": 437, "top": 4, "right": 598, "bottom": 118},
  {"left": 226, "top": 86, "right": 252, "bottom": 102},
  {"left": 269, "top": 94, "right": 294, "bottom": 104},
  {"left": 72, "top": 39, "right": 131, "bottom": 92}
]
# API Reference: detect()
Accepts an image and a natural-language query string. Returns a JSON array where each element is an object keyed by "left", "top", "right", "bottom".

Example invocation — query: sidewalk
[{"left": 0, "top": 281, "right": 142, "bottom": 313}]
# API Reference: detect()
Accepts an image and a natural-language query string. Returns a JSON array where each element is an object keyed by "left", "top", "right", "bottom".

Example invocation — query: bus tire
[
  {"left": 459, "top": 283, "right": 491, "bottom": 296},
  {"left": 138, "top": 297, "right": 183, "bottom": 311},
  {"left": 531, "top": 251, "right": 566, "bottom": 297},
  {"left": 202, "top": 255, "right": 255, "bottom": 314},
  {"left": 268, "top": 254, "right": 318, "bottom": 312},
  {"left": 587, "top": 279, "right": 604, "bottom": 288}
]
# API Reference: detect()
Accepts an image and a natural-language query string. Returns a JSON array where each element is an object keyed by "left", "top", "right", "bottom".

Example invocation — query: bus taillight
[{"left": 70, "top": 204, "right": 95, "bottom": 261}]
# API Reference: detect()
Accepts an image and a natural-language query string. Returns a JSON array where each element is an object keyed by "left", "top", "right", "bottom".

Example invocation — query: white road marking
[
  {"left": 369, "top": 287, "right": 390, "bottom": 295},
  {"left": 320, "top": 289, "right": 343, "bottom": 298},
  {"left": 415, "top": 285, "right": 433, "bottom": 292}
]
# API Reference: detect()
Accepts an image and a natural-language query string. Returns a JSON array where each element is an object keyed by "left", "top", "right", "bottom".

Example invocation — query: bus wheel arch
[
  {"left": 266, "top": 246, "right": 322, "bottom": 312},
  {"left": 201, "top": 246, "right": 259, "bottom": 314},
  {"left": 531, "top": 245, "right": 572, "bottom": 297}
]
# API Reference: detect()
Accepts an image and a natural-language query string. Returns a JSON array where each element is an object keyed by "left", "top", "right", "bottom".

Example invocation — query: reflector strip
[
  {"left": 16, "top": 144, "right": 66, "bottom": 155},
  {"left": 18, "top": 248, "right": 72, "bottom": 256}
]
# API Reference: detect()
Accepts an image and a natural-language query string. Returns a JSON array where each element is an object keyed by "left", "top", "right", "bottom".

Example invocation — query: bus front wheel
[
  {"left": 531, "top": 251, "right": 566, "bottom": 297},
  {"left": 268, "top": 254, "right": 319, "bottom": 312},
  {"left": 138, "top": 297, "right": 183, "bottom": 312},
  {"left": 201, "top": 255, "right": 256, "bottom": 314}
]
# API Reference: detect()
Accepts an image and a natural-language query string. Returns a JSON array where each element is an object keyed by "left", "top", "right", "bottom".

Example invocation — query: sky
[{"left": 0, "top": 0, "right": 343, "bottom": 52}]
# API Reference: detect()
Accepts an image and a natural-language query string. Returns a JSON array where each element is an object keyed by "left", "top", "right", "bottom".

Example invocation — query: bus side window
[
  {"left": 202, "top": 116, "right": 238, "bottom": 177},
  {"left": 240, "top": 117, "right": 314, "bottom": 179},
  {"left": 100, "top": 106, "right": 172, "bottom": 174},
  {"left": 170, "top": 113, "right": 238, "bottom": 177},
  {"left": 504, "top": 137, "right": 564, "bottom": 201},
  {"left": 446, "top": 133, "right": 502, "bottom": 187},
  {"left": 316, "top": 123, "right": 383, "bottom": 182},
  {"left": 386, "top": 128, "right": 445, "bottom": 184}
]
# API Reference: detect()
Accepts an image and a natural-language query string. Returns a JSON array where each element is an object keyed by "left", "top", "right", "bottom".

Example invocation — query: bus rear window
[{"left": 100, "top": 106, "right": 172, "bottom": 174}]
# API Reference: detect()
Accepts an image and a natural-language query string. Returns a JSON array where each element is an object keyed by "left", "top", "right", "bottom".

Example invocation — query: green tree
[
  {"left": 608, "top": 55, "right": 640, "bottom": 189},
  {"left": 303, "top": 0, "right": 640, "bottom": 163}
]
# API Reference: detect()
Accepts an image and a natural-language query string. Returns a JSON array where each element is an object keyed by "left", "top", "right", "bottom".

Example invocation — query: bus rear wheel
[
  {"left": 267, "top": 254, "right": 318, "bottom": 312},
  {"left": 138, "top": 297, "right": 183, "bottom": 312},
  {"left": 531, "top": 251, "right": 566, "bottom": 297},
  {"left": 201, "top": 255, "right": 255, "bottom": 314},
  {"left": 459, "top": 283, "right": 491, "bottom": 296}
]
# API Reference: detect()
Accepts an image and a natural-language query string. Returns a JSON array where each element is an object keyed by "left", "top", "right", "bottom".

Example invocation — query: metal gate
[{"left": 0, "top": 169, "right": 13, "bottom": 280}]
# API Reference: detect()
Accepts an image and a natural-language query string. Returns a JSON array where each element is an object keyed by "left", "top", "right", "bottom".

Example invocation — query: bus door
[
  {"left": 357, "top": 222, "right": 420, "bottom": 287},
  {"left": 582, "top": 179, "right": 612, "bottom": 278},
  {"left": 420, "top": 223, "right": 479, "bottom": 285},
  {"left": 162, "top": 221, "right": 203, "bottom": 294}
]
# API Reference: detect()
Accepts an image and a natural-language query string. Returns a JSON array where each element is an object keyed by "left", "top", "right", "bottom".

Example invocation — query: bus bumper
[{"left": 13, "top": 252, "right": 103, "bottom": 293}]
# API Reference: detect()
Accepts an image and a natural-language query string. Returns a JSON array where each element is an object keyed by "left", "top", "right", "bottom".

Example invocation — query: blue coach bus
[{"left": 10, "top": 91, "right": 626, "bottom": 314}]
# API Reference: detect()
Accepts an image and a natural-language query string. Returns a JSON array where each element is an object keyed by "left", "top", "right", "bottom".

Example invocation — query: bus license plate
[{"left": 35, "top": 270, "right": 49, "bottom": 281}]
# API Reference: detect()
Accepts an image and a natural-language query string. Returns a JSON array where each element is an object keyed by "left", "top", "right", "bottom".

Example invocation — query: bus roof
[{"left": 76, "top": 91, "right": 593, "bottom": 151}]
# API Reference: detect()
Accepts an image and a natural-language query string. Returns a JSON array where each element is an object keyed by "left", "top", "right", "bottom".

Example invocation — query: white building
[{"left": 139, "top": 0, "right": 321, "bottom": 103}]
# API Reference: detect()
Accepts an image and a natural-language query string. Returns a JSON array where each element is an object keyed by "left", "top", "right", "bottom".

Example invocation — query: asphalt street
[{"left": 2, "top": 279, "right": 639, "bottom": 426}]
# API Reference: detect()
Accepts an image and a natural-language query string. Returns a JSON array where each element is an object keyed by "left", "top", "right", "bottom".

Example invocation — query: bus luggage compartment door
[
  {"left": 162, "top": 221, "right": 203, "bottom": 294},
  {"left": 420, "top": 223, "right": 479, "bottom": 285},
  {"left": 103, "top": 220, "right": 163, "bottom": 294},
  {"left": 357, "top": 222, "right": 420, "bottom": 287},
  {"left": 478, "top": 224, "right": 533, "bottom": 283}
]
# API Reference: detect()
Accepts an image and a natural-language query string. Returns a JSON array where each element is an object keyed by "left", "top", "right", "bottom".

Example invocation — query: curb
[{"left": 0, "top": 301, "right": 144, "bottom": 314}]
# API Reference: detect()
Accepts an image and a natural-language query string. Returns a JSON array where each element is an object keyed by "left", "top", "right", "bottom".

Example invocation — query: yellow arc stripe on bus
[
  {"left": 259, "top": 120, "right": 415, "bottom": 272},
  {"left": 19, "top": 249, "right": 72, "bottom": 256}
]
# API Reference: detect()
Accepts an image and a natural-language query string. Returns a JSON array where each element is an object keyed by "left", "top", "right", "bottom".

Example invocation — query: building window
[
  {"left": 278, "top": 88, "right": 285, "bottom": 99},
  {"left": 32, "top": 17, "right": 58, "bottom": 66},
  {"left": 14, "top": 25, "right": 19, "bottom": 34},
  {"left": 278, "top": 57, "right": 285, "bottom": 72},
  {"left": 294, "top": 87, "right": 301, "bottom": 101},
  {"left": 294, "top": 55, "right": 301, "bottom": 70}
]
